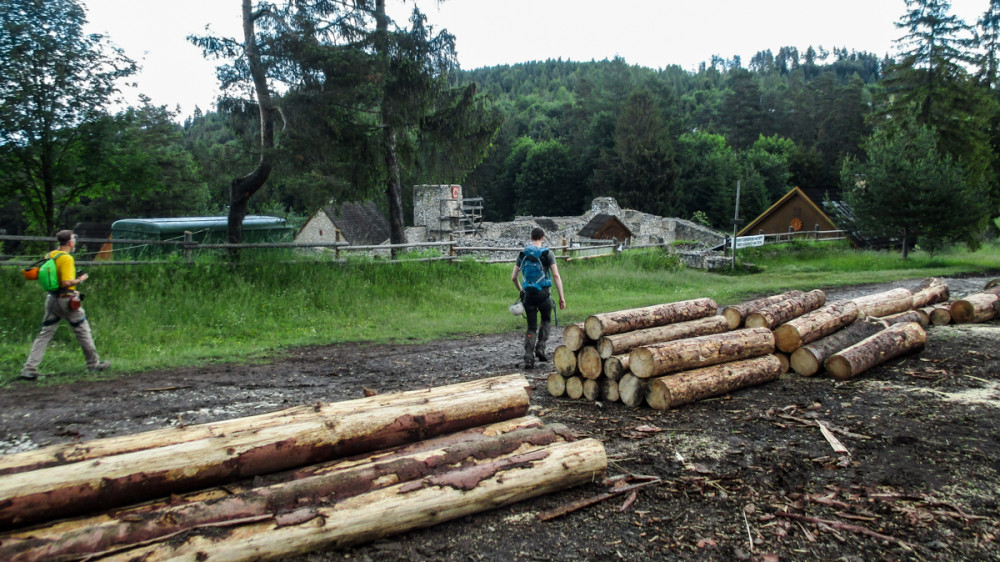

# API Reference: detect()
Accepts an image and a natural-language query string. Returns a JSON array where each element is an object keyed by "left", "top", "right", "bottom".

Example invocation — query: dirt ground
[{"left": 2, "top": 275, "right": 999, "bottom": 561}]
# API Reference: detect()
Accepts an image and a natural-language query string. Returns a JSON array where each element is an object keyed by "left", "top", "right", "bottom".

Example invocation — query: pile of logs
[
  {"left": 548, "top": 278, "right": 998, "bottom": 410},
  {"left": 0, "top": 375, "right": 607, "bottom": 560}
]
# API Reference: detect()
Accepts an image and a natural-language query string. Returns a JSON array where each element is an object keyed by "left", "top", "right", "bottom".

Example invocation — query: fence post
[
  {"left": 184, "top": 231, "right": 193, "bottom": 263},
  {"left": 449, "top": 234, "right": 455, "bottom": 257},
  {"left": 814, "top": 224, "right": 820, "bottom": 240},
  {"left": 335, "top": 228, "right": 341, "bottom": 260}
]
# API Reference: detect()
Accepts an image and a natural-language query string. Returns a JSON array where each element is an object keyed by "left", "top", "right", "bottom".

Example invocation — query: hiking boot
[
  {"left": 88, "top": 360, "right": 111, "bottom": 373},
  {"left": 523, "top": 331, "right": 537, "bottom": 369},
  {"left": 19, "top": 372, "right": 38, "bottom": 381},
  {"left": 535, "top": 322, "right": 551, "bottom": 362}
]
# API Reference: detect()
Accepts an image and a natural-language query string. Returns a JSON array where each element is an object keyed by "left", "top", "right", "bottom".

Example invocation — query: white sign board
[{"left": 732, "top": 235, "right": 765, "bottom": 249}]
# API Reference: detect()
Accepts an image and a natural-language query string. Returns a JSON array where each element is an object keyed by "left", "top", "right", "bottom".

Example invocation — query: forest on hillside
[{"left": 2, "top": 0, "right": 998, "bottom": 255}]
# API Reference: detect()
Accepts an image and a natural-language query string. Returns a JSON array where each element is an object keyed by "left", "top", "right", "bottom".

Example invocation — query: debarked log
[
  {"left": 0, "top": 418, "right": 567, "bottom": 561},
  {"left": 0, "top": 374, "right": 532, "bottom": 529},
  {"left": 95, "top": 439, "right": 608, "bottom": 561},
  {"left": 824, "top": 322, "right": 927, "bottom": 380},
  {"left": 577, "top": 346, "right": 604, "bottom": 380},
  {"left": 646, "top": 355, "right": 784, "bottom": 410},
  {"left": 851, "top": 287, "right": 914, "bottom": 318},
  {"left": 773, "top": 300, "right": 859, "bottom": 353},
  {"left": 596, "top": 315, "right": 730, "bottom": 359},
  {"left": 553, "top": 345, "right": 579, "bottom": 377},
  {"left": 628, "top": 327, "right": 775, "bottom": 379},
  {"left": 562, "top": 323, "right": 592, "bottom": 352},
  {"left": 744, "top": 289, "right": 827, "bottom": 330},
  {"left": 721, "top": 290, "right": 805, "bottom": 329},
  {"left": 583, "top": 298, "right": 718, "bottom": 340},
  {"left": 911, "top": 278, "right": 949, "bottom": 309},
  {"left": 950, "top": 293, "right": 1000, "bottom": 324},
  {"left": 603, "top": 354, "right": 630, "bottom": 381},
  {"left": 789, "top": 318, "right": 886, "bottom": 377}
]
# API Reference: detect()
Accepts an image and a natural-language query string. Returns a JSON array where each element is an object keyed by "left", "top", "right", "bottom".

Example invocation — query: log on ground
[
  {"left": 562, "top": 323, "right": 592, "bottom": 352},
  {"left": 773, "top": 300, "right": 859, "bottom": 353},
  {"left": 599, "top": 377, "right": 620, "bottom": 402},
  {"left": 596, "top": 316, "right": 730, "bottom": 359},
  {"left": 0, "top": 374, "right": 531, "bottom": 529},
  {"left": 565, "top": 376, "right": 585, "bottom": 399},
  {"left": 879, "top": 309, "right": 928, "bottom": 327},
  {"left": 646, "top": 355, "right": 784, "bottom": 410},
  {"left": 577, "top": 346, "right": 604, "bottom": 380},
  {"left": 911, "top": 278, "right": 949, "bottom": 309},
  {"left": 95, "top": 439, "right": 608, "bottom": 561},
  {"left": 721, "top": 290, "right": 805, "bottom": 329},
  {"left": 789, "top": 318, "right": 886, "bottom": 377},
  {"left": 744, "top": 289, "right": 827, "bottom": 330},
  {"left": 547, "top": 373, "right": 566, "bottom": 397},
  {"left": 553, "top": 345, "right": 578, "bottom": 377},
  {"left": 583, "top": 298, "right": 718, "bottom": 340},
  {"left": 618, "top": 374, "right": 648, "bottom": 408},
  {"left": 628, "top": 327, "right": 775, "bottom": 379},
  {"left": 824, "top": 322, "right": 927, "bottom": 380},
  {"left": 923, "top": 303, "right": 953, "bottom": 326},
  {"left": 950, "top": 293, "right": 1000, "bottom": 324},
  {"left": 851, "top": 287, "right": 914, "bottom": 318},
  {"left": 582, "top": 379, "right": 600, "bottom": 401},
  {"left": 603, "top": 354, "right": 630, "bottom": 381}
]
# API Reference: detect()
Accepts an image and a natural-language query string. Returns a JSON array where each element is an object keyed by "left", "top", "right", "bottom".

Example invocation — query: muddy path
[{"left": 1, "top": 275, "right": 998, "bottom": 560}]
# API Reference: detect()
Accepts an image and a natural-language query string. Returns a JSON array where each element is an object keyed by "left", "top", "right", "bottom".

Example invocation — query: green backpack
[{"left": 36, "top": 252, "right": 67, "bottom": 292}]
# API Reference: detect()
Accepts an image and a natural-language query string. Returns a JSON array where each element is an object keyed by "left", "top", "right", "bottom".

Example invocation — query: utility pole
[{"left": 731, "top": 180, "right": 743, "bottom": 270}]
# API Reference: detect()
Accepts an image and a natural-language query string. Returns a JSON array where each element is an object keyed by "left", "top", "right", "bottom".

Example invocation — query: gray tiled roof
[{"left": 325, "top": 201, "right": 390, "bottom": 245}]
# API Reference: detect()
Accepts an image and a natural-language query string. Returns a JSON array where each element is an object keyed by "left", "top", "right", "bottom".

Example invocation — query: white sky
[{"left": 82, "top": 0, "right": 989, "bottom": 120}]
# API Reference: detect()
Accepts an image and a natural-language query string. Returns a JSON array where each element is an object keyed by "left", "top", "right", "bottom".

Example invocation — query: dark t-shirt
[{"left": 515, "top": 247, "right": 555, "bottom": 270}]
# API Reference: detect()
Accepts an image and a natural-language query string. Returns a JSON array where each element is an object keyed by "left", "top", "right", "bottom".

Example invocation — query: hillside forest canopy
[{"left": 1, "top": 0, "right": 999, "bottom": 255}]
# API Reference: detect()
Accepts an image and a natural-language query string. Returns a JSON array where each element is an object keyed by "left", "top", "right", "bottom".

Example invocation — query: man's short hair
[
  {"left": 56, "top": 230, "right": 74, "bottom": 244},
  {"left": 530, "top": 227, "right": 545, "bottom": 241}
]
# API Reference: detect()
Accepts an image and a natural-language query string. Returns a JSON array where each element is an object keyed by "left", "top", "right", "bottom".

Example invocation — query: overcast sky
[{"left": 82, "top": 0, "right": 989, "bottom": 119}]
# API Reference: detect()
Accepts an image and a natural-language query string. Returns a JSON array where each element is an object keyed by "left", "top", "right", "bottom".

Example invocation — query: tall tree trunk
[
  {"left": 375, "top": 0, "right": 405, "bottom": 256},
  {"left": 229, "top": 0, "right": 275, "bottom": 248}
]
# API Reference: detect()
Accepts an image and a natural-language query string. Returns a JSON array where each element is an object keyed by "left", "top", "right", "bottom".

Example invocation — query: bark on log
[
  {"left": 646, "top": 355, "right": 784, "bottom": 410},
  {"left": 628, "top": 327, "right": 775, "bottom": 379},
  {"left": 721, "top": 290, "right": 805, "bottom": 329},
  {"left": 618, "top": 374, "right": 648, "bottom": 408},
  {"left": 577, "top": 346, "right": 604, "bottom": 380},
  {"left": 824, "top": 322, "right": 927, "bottom": 380},
  {"left": 596, "top": 316, "right": 730, "bottom": 359},
  {"left": 0, "top": 374, "right": 531, "bottom": 529},
  {"left": 603, "top": 354, "right": 630, "bottom": 381},
  {"left": 582, "top": 379, "right": 600, "bottom": 401},
  {"left": 773, "top": 300, "right": 859, "bottom": 353},
  {"left": 789, "top": 318, "right": 886, "bottom": 377},
  {"left": 583, "top": 298, "right": 718, "bottom": 340},
  {"left": 879, "top": 309, "right": 928, "bottom": 327},
  {"left": 950, "top": 293, "right": 1000, "bottom": 324},
  {"left": 923, "top": 303, "right": 953, "bottom": 326},
  {"left": 911, "top": 279, "right": 949, "bottom": 309},
  {"left": 553, "top": 345, "right": 578, "bottom": 377},
  {"left": 744, "top": 289, "right": 827, "bottom": 330},
  {"left": 0, "top": 418, "right": 566, "bottom": 561},
  {"left": 562, "top": 323, "right": 592, "bottom": 352},
  {"left": 851, "top": 287, "right": 914, "bottom": 318},
  {"left": 95, "top": 439, "right": 608, "bottom": 561},
  {"left": 547, "top": 373, "right": 566, "bottom": 397},
  {"left": 599, "top": 377, "right": 620, "bottom": 402},
  {"left": 565, "top": 376, "right": 584, "bottom": 399}
]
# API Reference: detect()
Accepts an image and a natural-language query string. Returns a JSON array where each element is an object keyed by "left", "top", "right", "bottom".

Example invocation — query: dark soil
[{"left": 2, "top": 276, "right": 999, "bottom": 561}]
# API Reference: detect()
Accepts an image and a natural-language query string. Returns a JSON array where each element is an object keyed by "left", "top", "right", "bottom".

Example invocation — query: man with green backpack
[
  {"left": 20, "top": 230, "right": 111, "bottom": 380},
  {"left": 511, "top": 227, "right": 566, "bottom": 369}
]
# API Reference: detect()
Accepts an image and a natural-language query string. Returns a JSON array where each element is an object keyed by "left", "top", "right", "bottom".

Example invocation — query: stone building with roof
[{"left": 294, "top": 201, "right": 391, "bottom": 249}]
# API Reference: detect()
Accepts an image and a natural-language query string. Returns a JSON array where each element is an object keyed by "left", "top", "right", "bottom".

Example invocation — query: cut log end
[
  {"left": 773, "top": 324, "right": 803, "bottom": 354},
  {"left": 722, "top": 307, "right": 742, "bottom": 330},
  {"left": 565, "top": 377, "right": 584, "bottom": 400},
  {"left": 547, "top": 373, "right": 566, "bottom": 397},
  {"left": 789, "top": 347, "right": 821, "bottom": 377},
  {"left": 577, "top": 346, "right": 604, "bottom": 380}
]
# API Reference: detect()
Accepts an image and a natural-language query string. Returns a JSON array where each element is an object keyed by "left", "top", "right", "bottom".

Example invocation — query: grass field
[{"left": 2, "top": 240, "right": 998, "bottom": 384}]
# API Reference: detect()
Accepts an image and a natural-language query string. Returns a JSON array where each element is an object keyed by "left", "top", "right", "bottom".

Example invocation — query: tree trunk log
[
  {"left": 851, "top": 287, "right": 914, "bottom": 318},
  {"left": 583, "top": 298, "right": 718, "bottom": 340},
  {"left": 562, "top": 323, "right": 592, "bottom": 352},
  {"left": 950, "top": 293, "right": 1000, "bottom": 324},
  {"left": 553, "top": 345, "right": 578, "bottom": 377},
  {"left": 628, "top": 327, "right": 775, "bottom": 379},
  {"left": 646, "top": 355, "right": 784, "bottom": 410},
  {"left": 582, "top": 379, "right": 600, "bottom": 401},
  {"left": 603, "top": 354, "right": 630, "bottom": 381},
  {"left": 547, "top": 373, "right": 566, "bottom": 397},
  {"left": 774, "top": 352, "right": 789, "bottom": 374},
  {"left": 721, "top": 290, "right": 804, "bottom": 329},
  {"left": 0, "top": 418, "right": 564, "bottom": 561},
  {"left": 824, "top": 322, "right": 927, "bottom": 380},
  {"left": 618, "top": 374, "right": 648, "bottom": 408},
  {"left": 577, "top": 346, "right": 604, "bottom": 380},
  {"left": 789, "top": 318, "right": 886, "bottom": 377},
  {"left": 923, "top": 303, "right": 953, "bottom": 326},
  {"left": 596, "top": 316, "right": 730, "bottom": 359},
  {"left": 911, "top": 278, "right": 949, "bottom": 309},
  {"left": 94, "top": 439, "right": 608, "bottom": 561},
  {"left": 0, "top": 374, "right": 531, "bottom": 529},
  {"left": 773, "top": 300, "right": 859, "bottom": 353},
  {"left": 599, "top": 377, "right": 620, "bottom": 402},
  {"left": 744, "top": 289, "right": 827, "bottom": 330},
  {"left": 565, "top": 376, "right": 584, "bottom": 399},
  {"left": 879, "top": 309, "right": 928, "bottom": 327}
]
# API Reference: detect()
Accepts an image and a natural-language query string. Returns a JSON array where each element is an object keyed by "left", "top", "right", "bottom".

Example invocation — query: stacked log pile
[
  {"left": 0, "top": 375, "right": 607, "bottom": 560},
  {"left": 547, "top": 277, "right": 995, "bottom": 410}
]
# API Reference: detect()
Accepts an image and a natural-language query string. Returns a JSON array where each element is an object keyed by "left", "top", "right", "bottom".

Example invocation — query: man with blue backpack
[
  {"left": 511, "top": 227, "right": 566, "bottom": 369},
  {"left": 20, "top": 230, "right": 110, "bottom": 380}
]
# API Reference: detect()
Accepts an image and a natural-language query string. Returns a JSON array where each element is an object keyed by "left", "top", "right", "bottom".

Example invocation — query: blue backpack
[{"left": 520, "top": 245, "right": 552, "bottom": 292}]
